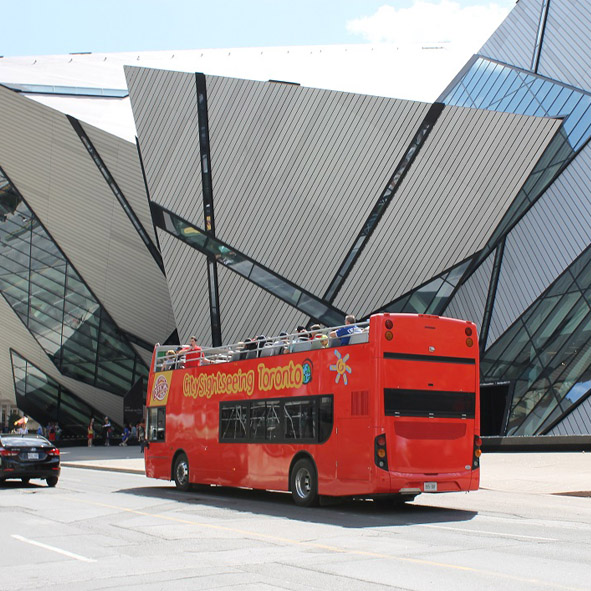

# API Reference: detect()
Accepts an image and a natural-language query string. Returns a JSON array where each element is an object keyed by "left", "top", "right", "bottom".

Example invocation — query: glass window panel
[
  {"left": 61, "top": 360, "right": 97, "bottom": 383},
  {"left": 265, "top": 401, "right": 281, "bottom": 441},
  {"left": 249, "top": 266, "right": 301, "bottom": 305},
  {"left": 517, "top": 388, "right": 560, "bottom": 435},
  {"left": 95, "top": 364, "right": 132, "bottom": 394},
  {"left": 445, "top": 261, "right": 470, "bottom": 286},
  {"left": 573, "top": 251, "right": 591, "bottom": 288},
  {"left": 220, "top": 403, "right": 248, "bottom": 439},
  {"left": 249, "top": 401, "right": 266, "bottom": 440},
  {"left": 531, "top": 292, "right": 580, "bottom": 351},
  {"left": 285, "top": 399, "right": 316, "bottom": 440}
]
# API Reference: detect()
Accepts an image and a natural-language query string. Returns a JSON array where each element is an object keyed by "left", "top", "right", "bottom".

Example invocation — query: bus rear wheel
[
  {"left": 290, "top": 458, "right": 318, "bottom": 507},
  {"left": 173, "top": 453, "right": 190, "bottom": 492}
]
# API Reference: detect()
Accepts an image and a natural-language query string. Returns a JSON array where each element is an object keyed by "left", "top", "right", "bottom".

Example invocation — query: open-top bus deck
[{"left": 145, "top": 313, "right": 481, "bottom": 506}]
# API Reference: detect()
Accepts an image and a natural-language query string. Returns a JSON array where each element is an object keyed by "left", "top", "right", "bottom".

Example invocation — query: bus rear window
[{"left": 384, "top": 389, "right": 475, "bottom": 418}]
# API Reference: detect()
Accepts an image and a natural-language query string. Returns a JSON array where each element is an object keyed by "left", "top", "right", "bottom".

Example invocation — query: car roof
[{"left": 0, "top": 434, "right": 51, "bottom": 445}]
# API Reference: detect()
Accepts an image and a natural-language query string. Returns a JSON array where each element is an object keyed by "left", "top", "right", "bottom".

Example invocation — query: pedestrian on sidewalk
[
  {"left": 87, "top": 418, "right": 95, "bottom": 447},
  {"left": 103, "top": 416, "right": 112, "bottom": 446}
]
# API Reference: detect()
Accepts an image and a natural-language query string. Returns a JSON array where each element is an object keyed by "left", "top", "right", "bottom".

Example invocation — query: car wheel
[
  {"left": 46, "top": 476, "right": 58, "bottom": 487},
  {"left": 21, "top": 477, "right": 30, "bottom": 484},
  {"left": 0, "top": 478, "right": 5, "bottom": 486},
  {"left": 290, "top": 458, "right": 318, "bottom": 507},
  {"left": 173, "top": 453, "right": 190, "bottom": 492}
]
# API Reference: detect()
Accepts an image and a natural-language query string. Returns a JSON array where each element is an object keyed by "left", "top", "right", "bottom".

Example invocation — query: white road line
[
  {"left": 11, "top": 535, "right": 97, "bottom": 563},
  {"left": 417, "top": 524, "right": 557, "bottom": 541}
]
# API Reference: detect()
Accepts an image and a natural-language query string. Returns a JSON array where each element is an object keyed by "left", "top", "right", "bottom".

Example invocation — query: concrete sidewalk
[{"left": 60, "top": 446, "right": 591, "bottom": 495}]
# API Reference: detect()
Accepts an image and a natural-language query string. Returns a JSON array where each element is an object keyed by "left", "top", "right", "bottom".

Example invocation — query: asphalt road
[{"left": 1, "top": 462, "right": 590, "bottom": 591}]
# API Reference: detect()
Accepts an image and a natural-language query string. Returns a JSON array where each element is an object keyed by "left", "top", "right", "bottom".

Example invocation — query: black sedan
[{"left": 0, "top": 434, "right": 60, "bottom": 487}]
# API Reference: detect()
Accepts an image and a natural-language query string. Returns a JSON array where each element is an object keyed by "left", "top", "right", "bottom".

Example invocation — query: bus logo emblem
[
  {"left": 329, "top": 349, "right": 352, "bottom": 385},
  {"left": 153, "top": 374, "right": 169, "bottom": 401}
]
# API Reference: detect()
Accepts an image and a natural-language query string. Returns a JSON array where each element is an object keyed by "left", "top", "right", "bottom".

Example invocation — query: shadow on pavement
[{"left": 117, "top": 483, "right": 478, "bottom": 528}]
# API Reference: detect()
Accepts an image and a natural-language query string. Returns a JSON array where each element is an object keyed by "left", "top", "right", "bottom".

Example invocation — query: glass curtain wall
[
  {"left": 480, "top": 246, "right": 591, "bottom": 435},
  {"left": 11, "top": 350, "right": 110, "bottom": 437},
  {"left": 0, "top": 168, "right": 147, "bottom": 397}
]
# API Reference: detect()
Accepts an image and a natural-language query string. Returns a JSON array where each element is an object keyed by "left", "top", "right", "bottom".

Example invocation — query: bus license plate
[
  {"left": 28, "top": 453, "right": 39, "bottom": 460},
  {"left": 424, "top": 482, "right": 437, "bottom": 492}
]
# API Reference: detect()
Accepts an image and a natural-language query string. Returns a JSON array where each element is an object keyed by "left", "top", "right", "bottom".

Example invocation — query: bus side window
[{"left": 147, "top": 407, "right": 166, "bottom": 441}]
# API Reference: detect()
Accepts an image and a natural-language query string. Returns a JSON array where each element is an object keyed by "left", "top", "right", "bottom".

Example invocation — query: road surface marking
[
  {"left": 68, "top": 497, "right": 585, "bottom": 591},
  {"left": 11, "top": 535, "right": 97, "bottom": 563},
  {"left": 418, "top": 523, "right": 558, "bottom": 541}
]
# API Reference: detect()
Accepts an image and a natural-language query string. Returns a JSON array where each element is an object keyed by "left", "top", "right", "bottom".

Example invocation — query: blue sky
[{"left": 3, "top": 0, "right": 516, "bottom": 57}]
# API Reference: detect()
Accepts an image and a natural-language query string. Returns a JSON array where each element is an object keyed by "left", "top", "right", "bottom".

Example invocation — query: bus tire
[
  {"left": 290, "top": 458, "right": 318, "bottom": 507},
  {"left": 173, "top": 453, "right": 190, "bottom": 492}
]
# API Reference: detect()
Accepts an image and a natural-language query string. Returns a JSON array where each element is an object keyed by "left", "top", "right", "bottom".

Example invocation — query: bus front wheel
[
  {"left": 290, "top": 458, "right": 318, "bottom": 507},
  {"left": 173, "top": 453, "right": 190, "bottom": 492}
]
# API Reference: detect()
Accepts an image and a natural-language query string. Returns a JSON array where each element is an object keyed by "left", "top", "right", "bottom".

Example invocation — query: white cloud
[{"left": 347, "top": 1, "right": 514, "bottom": 51}]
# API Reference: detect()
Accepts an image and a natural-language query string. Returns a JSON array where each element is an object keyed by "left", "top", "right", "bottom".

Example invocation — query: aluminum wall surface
[
  {"left": 444, "top": 253, "right": 494, "bottom": 336},
  {"left": 156, "top": 230, "right": 211, "bottom": 345},
  {"left": 204, "top": 74, "right": 430, "bottom": 296},
  {"left": 487, "top": 143, "right": 591, "bottom": 346},
  {"left": 217, "top": 265, "right": 308, "bottom": 346},
  {"left": 537, "top": 1, "right": 591, "bottom": 91},
  {"left": 125, "top": 66, "right": 203, "bottom": 223},
  {"left": 335, "top": 106, "right": 561, "bottom": 317},
  {"left": 83, "top": 123, "right": 158, "bottom": 245},
  {"left": 0, "top": 86, "right": 174, "bottom": 346},
  {"left": 479, "top": 0, "right": 542, "bottom": 71},
  {"left": 547, "top": 396, "right": 591, "bottom": 436}
]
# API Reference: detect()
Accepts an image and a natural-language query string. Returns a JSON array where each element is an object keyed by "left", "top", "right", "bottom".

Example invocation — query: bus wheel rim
[
  {"left": 177, "top": 460, "right": 188, "bottom": 485},
  {"left": 295, "top": 467, "right": 311, "bottom": 499}
]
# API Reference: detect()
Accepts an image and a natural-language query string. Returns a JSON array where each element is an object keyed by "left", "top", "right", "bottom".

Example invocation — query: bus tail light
[
  {"left": 473, "top": 435, "right": 482, "bottom": 469},
  {"left": 375, "top": 434, "right": 389, "bottom": 471}
]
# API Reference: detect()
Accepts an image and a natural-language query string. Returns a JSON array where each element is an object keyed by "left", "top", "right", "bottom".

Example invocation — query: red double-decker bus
[{"left": 144, "top": 313, "right": 481, "bottom": 506}]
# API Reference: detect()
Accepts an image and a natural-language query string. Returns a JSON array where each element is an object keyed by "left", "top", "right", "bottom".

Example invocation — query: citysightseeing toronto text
[{"left": 182, "top": 361, "right": 306, "bottom": 400}]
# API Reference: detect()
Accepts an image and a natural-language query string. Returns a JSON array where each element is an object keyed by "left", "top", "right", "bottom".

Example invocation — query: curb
[{"left": 61, "top": 462, "right": 145, "bottom": 475}]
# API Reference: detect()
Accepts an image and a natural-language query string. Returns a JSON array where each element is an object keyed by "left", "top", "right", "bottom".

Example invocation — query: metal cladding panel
[
  {"left": 217, "top": 264, "right": 307, "bottom": 346},
  {"left": 479, "top": 0, "right": 542, "bottom": 70},
  {"left": 125, "top": 66, "right": 203, "bottom": 224},
  {"left": 205, "top": 74, "right": 431, "bottom": 296},
  {"left": 82, "top": 122, "right": 157, "bottom": 245},
  {"left": 335, "top": 105, "right": 562, "bottom": 317},
  {"left": 487, "top": 144, "right": 591, "bottom": 346},
  {"left": 157, "top": 230, "right": 212, "bottom": 346},
  {"left": 0, "top": 297, "right": 124, "bottom": 422},
  {"left": 0, "top": 88, "right": 175, "bottom": 345},
  {"left": 537, "top": 2, "right": 591, "bottom": 91},
  {"left": 444, "top": 253, "right": 494, "bottom": 335},
  {"left": 547, "top": 397, "right": 591, "bottom": 436}
]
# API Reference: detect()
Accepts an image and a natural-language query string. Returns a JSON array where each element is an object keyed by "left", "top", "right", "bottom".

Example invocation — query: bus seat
[
  {"left": 291, "top": 341, "right": 312, "bottom": 353},
  {"left": 349, "top": 332, "right": 369, "bottom": 344},
  {"left": 260, "top": 347, "right": 275, "bottom": 358}
]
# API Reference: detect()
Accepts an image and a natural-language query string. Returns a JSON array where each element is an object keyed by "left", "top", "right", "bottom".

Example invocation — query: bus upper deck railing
[{"left": 152, "top": 321, "right": 370, "bottom": 373}]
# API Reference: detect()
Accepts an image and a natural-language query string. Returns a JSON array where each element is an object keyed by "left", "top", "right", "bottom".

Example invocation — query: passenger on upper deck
[
  {"left": 329, "top": 314, "right": 362, "bottom": 345},
  {"left": 182, "top": 336, "right": 204, "bottom": 367},
  {"left": 310, "top": 324, "right": 329, "bottom": 348},
  {"left": 296, "top": 325, "right": 310, "bottom": 341}
]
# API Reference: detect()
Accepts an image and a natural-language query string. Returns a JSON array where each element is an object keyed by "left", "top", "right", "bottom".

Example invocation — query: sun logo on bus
[{"left": 329, "top": 349, "right": 351, "bottom": 385}]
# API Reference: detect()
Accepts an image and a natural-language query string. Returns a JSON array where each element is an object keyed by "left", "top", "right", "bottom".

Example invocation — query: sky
[{"left": 3, "top": 0, "right": 517, "bottom": 57}]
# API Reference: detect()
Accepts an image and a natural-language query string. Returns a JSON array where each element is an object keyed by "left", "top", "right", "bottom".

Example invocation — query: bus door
[{"left": 379, "top": 315, "right": 478, "bottom": 476}]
